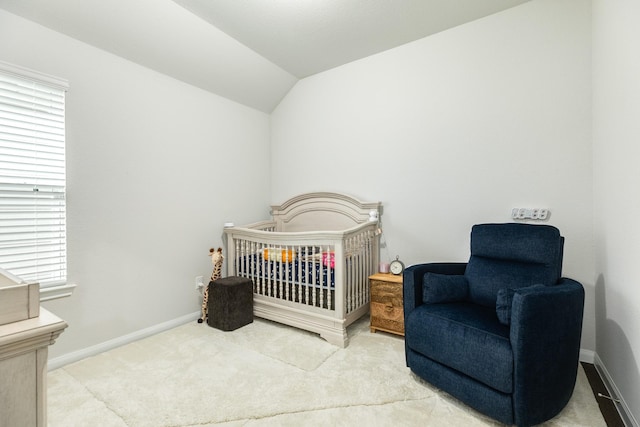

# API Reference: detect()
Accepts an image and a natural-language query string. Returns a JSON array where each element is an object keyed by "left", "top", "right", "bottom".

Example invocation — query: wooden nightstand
[{"left": 369, "top": 272, "right": 404, "bottom": 336}]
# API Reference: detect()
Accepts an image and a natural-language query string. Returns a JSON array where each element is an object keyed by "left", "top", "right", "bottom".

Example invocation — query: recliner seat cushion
[{"left": 405, "top": 302, "right": 513, "bottom": 393}]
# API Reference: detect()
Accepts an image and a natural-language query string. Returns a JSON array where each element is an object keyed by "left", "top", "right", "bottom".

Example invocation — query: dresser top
[{"left": 369, "top": 272, "right": 403, "bottom": 283}]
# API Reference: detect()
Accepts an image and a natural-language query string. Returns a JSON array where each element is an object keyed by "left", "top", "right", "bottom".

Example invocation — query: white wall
[
  {"left": 271, "top": 0, "right": 595, "bottom": 349},
  {"left": 593, "top": 0, "right": 640, "bottom": 423},
  {"left": 0, "top": 9, "right": 271, "bottom": 358}
]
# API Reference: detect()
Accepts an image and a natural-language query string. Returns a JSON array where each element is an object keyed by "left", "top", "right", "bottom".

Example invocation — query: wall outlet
[{"left": 195, "top": 276, "right": 204, "bottom": 290}]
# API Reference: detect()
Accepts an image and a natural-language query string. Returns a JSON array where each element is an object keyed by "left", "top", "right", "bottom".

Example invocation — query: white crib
[{"left": 224, "top": 192, "right": 381, "bottom": 347}]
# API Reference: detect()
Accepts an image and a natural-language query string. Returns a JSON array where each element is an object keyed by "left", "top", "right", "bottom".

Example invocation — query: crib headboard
[{"left": 270, "top": 192, "right": 381, "bottom": 232}]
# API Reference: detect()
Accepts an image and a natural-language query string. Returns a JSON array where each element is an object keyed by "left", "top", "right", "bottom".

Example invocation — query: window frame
[{"left": 0, "top": 61, "right": 75, "bottom": 301}]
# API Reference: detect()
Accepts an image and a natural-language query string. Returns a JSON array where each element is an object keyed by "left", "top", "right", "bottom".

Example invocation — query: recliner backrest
[{"left": 464, "top": 223, "right": 564, "bottom": 307}]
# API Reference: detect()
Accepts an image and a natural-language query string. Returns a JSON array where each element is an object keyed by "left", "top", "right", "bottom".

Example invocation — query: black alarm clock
[{"left": 389, "top": 255, "right": 405, "bottom": 275}]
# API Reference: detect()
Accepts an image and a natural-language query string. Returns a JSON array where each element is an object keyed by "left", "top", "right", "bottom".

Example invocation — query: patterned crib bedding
[{"left": 238, "top": 247, "right": 340, "bottom": 288}]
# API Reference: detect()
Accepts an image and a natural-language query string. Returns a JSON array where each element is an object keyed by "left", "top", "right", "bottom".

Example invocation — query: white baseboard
[
  {"left": 579, "top": 348, "right": 595, "bottom": 363},
  {"left": 48, "top": 311, "right": 200, "bottom": 371},
  {"left": 594, "top": 353, "right": 638, "bottom": 427}
]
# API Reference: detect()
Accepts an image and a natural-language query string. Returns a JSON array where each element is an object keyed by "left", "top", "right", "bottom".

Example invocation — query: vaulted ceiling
[{"left": 0, "top": 0, "right": 529, "bottom": 112}]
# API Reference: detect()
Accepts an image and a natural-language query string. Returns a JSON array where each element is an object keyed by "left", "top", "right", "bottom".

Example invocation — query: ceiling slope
[
  {"left": 174, "top": 0, "right": 530, "bottom": 78},
  {"left": 0, "top": 0, "right": 529, "bottom": 112},
  {"left": 0, "top": 0, "right": 297, "bottom": 112}
]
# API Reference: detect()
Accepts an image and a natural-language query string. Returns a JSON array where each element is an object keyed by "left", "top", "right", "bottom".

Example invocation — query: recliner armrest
[
  {"left": 403, "top": 263, "right": 467, "bottom": 314},
  {"left": 509, "top": 278, "right": 585, "bottom": 426},
  {"left": 402, "top": 262, "right": 467, "bottom": 368}
]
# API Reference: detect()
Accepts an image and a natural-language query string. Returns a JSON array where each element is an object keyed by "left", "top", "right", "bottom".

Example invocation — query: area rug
[{"left": 47, "top": 316, "right": 605, "bottom": 426}]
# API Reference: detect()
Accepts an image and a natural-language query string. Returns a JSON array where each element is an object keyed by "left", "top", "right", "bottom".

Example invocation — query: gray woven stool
[{"left": 207, "top": 276, "right": 253, "bottom": 331}]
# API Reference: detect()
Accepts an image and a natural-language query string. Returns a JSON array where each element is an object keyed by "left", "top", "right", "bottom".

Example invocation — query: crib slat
[
  {"left": 248, "top": 239, "right": 252, "bottom": 289},
  {"left": 311, "top": 246, "right": 317, "bottom": 307},
  {"left": 283, "top": 245, "right": 289, "bottom": 300},
  {"left": 352, "top": 235, "right": 358, "bottom": 311},
  {"left": 262, "top": 241, "right": 268, "bottom": 296},
  {"left": 243, "top": 240, "right": 248, "bottom": 279},
  {"left": 358, "top": 233, "right": 365, "bottom": 309},
  {"left": 277, "top": 245, "right": 282, "bottom": 299},
  {"left": 299, "top": 248, "right": 303, "bottom": 304},
  {"left": 256, "top": 241, "right": 261, "bottom": 295},
  {"left": 308, "top": 246, "right": 312, "bottom": 306},
  {"left": 235, "top": 239, "right": 240, "bottom": 277},
  {"left": 351, "top": 237, "right": 355, "bottom": 312},
  {"left": 321, "top": 246, "right": 324, "bottom": 308},
  {"left": 353, "top": 235, "right": 358, "bottom": 312},
  {"left": 327, "top": 245, "right": 332, "bottom": 311}
]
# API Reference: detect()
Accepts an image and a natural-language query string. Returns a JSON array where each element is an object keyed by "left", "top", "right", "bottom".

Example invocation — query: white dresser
[{"left": 0, "top": 272, "right": 67, "bottom": 427}]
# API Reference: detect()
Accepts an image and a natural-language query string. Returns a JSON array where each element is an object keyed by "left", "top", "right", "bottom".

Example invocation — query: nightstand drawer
[{"left": 369, "top": 274, "right": 404, "bottom": 336}]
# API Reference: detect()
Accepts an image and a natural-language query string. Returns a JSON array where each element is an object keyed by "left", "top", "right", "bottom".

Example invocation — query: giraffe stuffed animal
[{"left": 198, "top": 247, "right": 224, "bottom": 324}]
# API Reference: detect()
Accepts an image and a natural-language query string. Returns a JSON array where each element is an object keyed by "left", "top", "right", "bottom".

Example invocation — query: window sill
[{"left": 40, "top": 283, "right": 77, "bottom": 302}]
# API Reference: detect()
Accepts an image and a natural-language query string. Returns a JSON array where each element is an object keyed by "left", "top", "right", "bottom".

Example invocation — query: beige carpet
[{"left": 48, "top": 316, "right": 605, "bottom": 426}]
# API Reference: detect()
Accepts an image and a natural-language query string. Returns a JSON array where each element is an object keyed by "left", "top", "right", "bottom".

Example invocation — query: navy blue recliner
[{"left": 403, "top": 223, "right": 584, "bottom": 426}]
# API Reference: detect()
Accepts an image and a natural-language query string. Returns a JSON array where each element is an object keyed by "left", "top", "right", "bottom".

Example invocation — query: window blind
[{"left": 0, "top": 63, "right": 68, "bottom": 286}]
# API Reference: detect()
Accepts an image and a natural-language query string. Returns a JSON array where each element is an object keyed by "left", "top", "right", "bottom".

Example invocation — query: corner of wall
[{"left": 594, "top": 353, "right": 639, "bottom": 427}]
